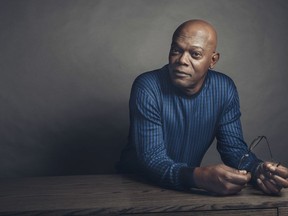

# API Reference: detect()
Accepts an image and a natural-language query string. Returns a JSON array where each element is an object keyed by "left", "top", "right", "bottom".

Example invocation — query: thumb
[
  {"left": 238, "top": 170, "right": 248, "bottom": 174},
  {"left": 226, "top": 167, "right": 251, "bottom": 184},
  {"left": 222, "top": 164, "right": 248, "bottom": 175},
  {"left": 221, "top": 164, "right": 244, "bottom": 172}
]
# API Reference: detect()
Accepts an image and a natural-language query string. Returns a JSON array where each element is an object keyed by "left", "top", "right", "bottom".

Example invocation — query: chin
[{"left": 171, "top": 77, "right": 193, "bottom": 89}]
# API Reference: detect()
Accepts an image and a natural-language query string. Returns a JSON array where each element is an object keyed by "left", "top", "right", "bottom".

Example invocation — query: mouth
[{"left": 173, "top": 70, "right": 192, "bottom": 78}]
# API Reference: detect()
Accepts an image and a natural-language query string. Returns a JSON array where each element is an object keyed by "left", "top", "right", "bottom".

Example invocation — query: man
[{"left": 118, "top": 19, "right": 288, "bottom": 195}]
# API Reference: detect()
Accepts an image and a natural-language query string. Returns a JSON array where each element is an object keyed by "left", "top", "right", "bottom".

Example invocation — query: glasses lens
[
  {"left": 249, "top": 136, "right": 264, "bottom": 151},
  {"left": 249, "top": 136, "right": 273, "bottom": 162}
]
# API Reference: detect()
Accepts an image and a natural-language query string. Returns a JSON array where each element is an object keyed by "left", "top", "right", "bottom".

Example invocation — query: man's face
[{"left": 168, "top": 29, "right": 217, "bottom": 95}]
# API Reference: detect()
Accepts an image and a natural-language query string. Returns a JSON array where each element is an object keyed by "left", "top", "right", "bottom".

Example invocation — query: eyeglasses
[{"left": 237, "top": 136, "right": 279, "bottom": 170}]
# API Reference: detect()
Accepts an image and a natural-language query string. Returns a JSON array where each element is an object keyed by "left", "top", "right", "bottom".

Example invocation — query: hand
[
  {"left": 193, "top": 164, "right": 251, "bottom": 195},
  {"left": 255, "top": 162, "right": 288, "bottom": 195}
]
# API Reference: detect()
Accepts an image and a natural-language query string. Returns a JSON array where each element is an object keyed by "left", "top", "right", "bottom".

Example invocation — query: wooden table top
[{"left": 0, "top": 174, "right": 287, "bottom": 215}]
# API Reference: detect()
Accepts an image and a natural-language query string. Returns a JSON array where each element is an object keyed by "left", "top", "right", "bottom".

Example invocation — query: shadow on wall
[
  {"left": 0, "top": 100, "right": 129, "bottom": 178},
  {"left": 45, "top": 113, "right": 129, "bottom": 176},
  {"left": 47, "top": 103, "right": 129, "bottom": 177}
]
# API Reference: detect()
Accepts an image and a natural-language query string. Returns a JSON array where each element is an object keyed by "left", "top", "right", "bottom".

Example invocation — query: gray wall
[{"left": 1, "top": 0, "right": 287, "bottom": 177}]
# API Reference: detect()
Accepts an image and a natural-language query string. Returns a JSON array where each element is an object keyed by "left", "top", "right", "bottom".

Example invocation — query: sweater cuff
[
  {"left": 179, "top": 166, "right": 197, "bottom": 189},
  {"left": 250, "top": 160, "right": 263, "bottom": 185}
]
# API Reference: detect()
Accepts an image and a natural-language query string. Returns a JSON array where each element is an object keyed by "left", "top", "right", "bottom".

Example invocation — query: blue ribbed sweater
[{"left": 123, "top": 65, "right": 258, "bottom": 189}]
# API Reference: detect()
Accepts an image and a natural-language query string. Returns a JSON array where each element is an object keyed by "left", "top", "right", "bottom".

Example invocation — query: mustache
[{"left": 172, "top": 69, "right": 192, "bottom": 77}]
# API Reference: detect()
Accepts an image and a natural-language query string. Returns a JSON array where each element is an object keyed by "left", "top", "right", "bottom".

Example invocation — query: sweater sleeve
[
  {"left": 129, "top": 78, "right": 191, "bottom": 189},
  {"left": 216, "top": 82, "right": 261, "bottom": 172}
]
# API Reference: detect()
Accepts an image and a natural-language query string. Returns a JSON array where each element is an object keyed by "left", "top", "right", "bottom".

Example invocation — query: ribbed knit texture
[{"left": 126, "top": 65, "right": 258, "bottom": 189}]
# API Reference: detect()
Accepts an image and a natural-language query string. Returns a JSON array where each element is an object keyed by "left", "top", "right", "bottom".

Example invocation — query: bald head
[
  {"left": 168, "top": 19, "right": 220, "bottom": 95},
  {"left": 172, "top": 19, "right": 218, "bottom": 52}
]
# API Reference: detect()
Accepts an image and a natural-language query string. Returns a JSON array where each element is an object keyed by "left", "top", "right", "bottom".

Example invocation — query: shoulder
[
  {"left": 132, "top": 65, "right": 169, "bottom": 95},
  {"left": 205, "top": 70, "right": 239, "bottom": 108},
  {"left": 207, "top": 70, "right": 237, "bottom": 93},
  {"left": 129, "top": 66, "right": 169, "bottom": 111},
  {"left": 134, "top": 65, "right": 167, "bottom": 85},
  {"left": 208, "top": 70, "right": 235, "bottom": 86}
]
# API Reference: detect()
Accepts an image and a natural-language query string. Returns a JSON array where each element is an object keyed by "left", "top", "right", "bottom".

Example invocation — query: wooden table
[{"left": 0, "top": 174, "right": 287, "bottom": 215}]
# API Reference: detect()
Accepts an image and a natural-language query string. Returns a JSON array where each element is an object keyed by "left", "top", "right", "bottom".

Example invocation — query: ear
[{"left": 209, "top": 52, "right": 220, "bottom": 69}]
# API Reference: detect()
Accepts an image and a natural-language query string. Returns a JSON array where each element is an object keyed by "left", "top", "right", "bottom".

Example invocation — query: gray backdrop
[{"left": 1, "top": 0, "right": 287, "bottom": 177}]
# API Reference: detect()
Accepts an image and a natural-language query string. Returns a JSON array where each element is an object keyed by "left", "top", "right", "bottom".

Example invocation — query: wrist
[
  {"left": 251, "top": 161, "right": 264, "bottom": 184},
  {"left": 193, "top": 167, "right": 205, "bottom": 188}
]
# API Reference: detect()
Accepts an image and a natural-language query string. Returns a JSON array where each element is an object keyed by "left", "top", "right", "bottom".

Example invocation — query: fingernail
[
  {"left": 239, "top": 170, "right": 247, "bottom": 174},
  {"left": 270, "top": 166, "right": 276, "bottom": 172},
  {"left": 257, "top": 178, "right": 262, "bottom": 184}
]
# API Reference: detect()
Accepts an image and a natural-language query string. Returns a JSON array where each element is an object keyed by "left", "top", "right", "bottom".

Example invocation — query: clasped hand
[
  {"left": 254, "top": 162, "right": 288, "bottom": 195},
  {"left": 193, "top": 163, "right": 288, "bottom": 196},
  {"left": 193, "top": 164, "right": 251, "bottom": 195}
]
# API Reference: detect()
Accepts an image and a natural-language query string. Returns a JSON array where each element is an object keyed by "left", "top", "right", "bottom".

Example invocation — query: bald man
[{"left": 118, "top": 20, "right": 288, "bottom": 195}]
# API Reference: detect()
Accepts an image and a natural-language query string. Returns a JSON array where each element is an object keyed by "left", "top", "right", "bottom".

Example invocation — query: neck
[{"left": 182, "top": 75, "right": 207, "bottom": 97}]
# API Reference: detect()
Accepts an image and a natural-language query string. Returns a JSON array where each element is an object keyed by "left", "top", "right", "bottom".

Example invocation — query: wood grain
[{"left": 0, "top": 174, "right": 287, "bottom": 215}]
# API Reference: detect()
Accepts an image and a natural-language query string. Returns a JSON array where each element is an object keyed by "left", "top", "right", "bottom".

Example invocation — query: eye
[
  {"left": 191, "top": 51, "right": 202, "bottom": 59},
  {"left": 170, "top": 46, "right": 182, "bottom": 55}
]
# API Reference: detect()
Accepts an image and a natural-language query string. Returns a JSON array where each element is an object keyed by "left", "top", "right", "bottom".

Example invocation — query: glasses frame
[{"left": 237, "top": 136, "right": 274, "bottom": 170}]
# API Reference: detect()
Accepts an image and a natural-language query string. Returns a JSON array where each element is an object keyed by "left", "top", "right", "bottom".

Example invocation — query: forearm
[
  {"left": 139, "top": 154, "right": 189, "bottom": 189},
  {"left": 130, "top": 81, "right": 193, "bottom": 189}
]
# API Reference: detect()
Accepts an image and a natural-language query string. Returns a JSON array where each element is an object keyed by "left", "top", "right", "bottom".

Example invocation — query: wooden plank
[
  {"left": 0, "top": 175, "right": 287, "bottom": 215},
  {"left": 0, "top": 207, "right": 279, "bottom": 216},
  {"left": 121, "top": 208, "right": 277, "bottom": 216},
  {"left": 278, "top": 206, "right": 288, "bottom": 216}
]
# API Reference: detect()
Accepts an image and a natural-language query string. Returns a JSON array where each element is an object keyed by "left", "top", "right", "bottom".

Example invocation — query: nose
[{"left": 178, "top": 52, "right": 190, "bottom": 65}]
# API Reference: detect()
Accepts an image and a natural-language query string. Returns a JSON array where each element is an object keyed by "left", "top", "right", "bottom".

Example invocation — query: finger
[
  {"left": 261, "top": 162, "right": 274, "bottom": 172},
  {"left": 273, "top": 175, "right": 288, "bottom": 188},
  {"left": 259, "top": 174, "right": 281, "bottom": 195},
  {"left": 267, "top": 164, "right": 288, "bottom": 178},
  {"left": 225, "top": 170, "right": 251, "bottom": 185},
  {"left": 257, "top": 178, "right": 271, "bottom": 194},
  {"left": 223, "top": 182, "right": 246, "bottom": 195},
  {"left": 238, "top": 169, "right": 247, "bottom": 174},
  {"left": 220, "top": 165, "right": 251, "bottom": 184},
  {"left": 224, "top": 165, "right": 247, "bottom": 174}
]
